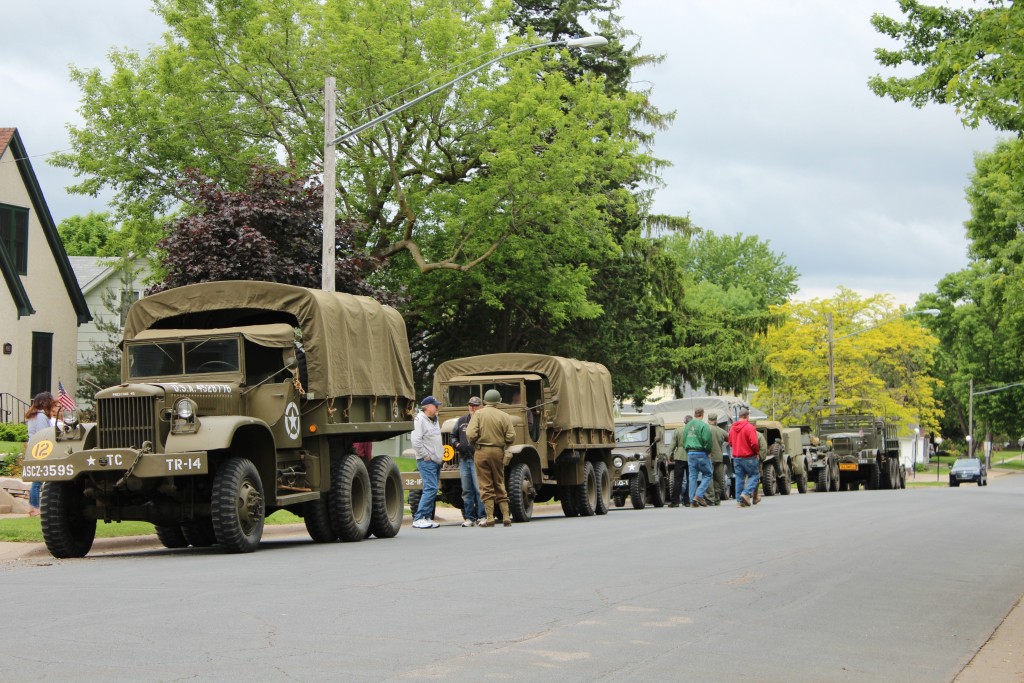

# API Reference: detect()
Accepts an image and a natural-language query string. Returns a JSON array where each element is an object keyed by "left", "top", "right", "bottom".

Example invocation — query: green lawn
[{"left": 0, "top": 508, "right": 304, "bottom": 543}]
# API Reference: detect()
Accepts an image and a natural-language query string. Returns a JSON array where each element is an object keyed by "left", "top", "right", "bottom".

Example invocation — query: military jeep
[
  {"left": 754, "top": 420, "right": 804, "bottom": 496},
  {"left": 795, "top": 424, "right": 840, "bottom": 492},
  {"left": 610, "top": 415, "right": 671, "bottom": 509},
  {"left": 24, "top": 281, "right": 414, "bottom": 557}
]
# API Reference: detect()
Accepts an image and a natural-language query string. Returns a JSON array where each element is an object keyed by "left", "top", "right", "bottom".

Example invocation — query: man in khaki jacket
[{"left": 467, "top": 389, "right": 516, "bottom": 527}]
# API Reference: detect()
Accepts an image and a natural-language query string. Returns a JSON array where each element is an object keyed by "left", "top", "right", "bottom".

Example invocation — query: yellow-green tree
[{"left": 763, "top": 288, "right": 942, "bottom": 433}]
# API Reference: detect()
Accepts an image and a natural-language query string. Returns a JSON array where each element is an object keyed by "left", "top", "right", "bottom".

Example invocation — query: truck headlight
[
  {"left": 62, "top": 409, "right": 78, "bottom": 427},
  {"left": 171, "top": 398, "right": 199, "bottom": 434},
  {"left": 613, "top": 456, "right": 623, "bottom": 469}
]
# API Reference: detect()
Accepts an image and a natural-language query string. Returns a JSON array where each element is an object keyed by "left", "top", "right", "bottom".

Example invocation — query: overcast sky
[{"left": 0, "top": 1, "right": 1000, "bottom": 305}]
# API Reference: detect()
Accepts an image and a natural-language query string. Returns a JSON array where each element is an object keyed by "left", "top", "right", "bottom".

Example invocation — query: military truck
[
  {"left": 24, "top": 281, "right": 414, "bottom": 557},
  {"left": 753, "top": 420, "right": 799, "bottom": 496},
  {"left": 796, "top": 424, "right": 840, "bottom": 492},
  {"left": 817, "top": 414, "right": 905, "bottom": 491},
  {"left": 610, "top": 415, "right": 671, "bottom": 509},
  {"left": 405, "top": 354, "right": 615, "bottom": 522}
]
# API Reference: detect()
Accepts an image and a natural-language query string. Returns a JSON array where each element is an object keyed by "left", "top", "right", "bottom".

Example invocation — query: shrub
[
  {"left": 0, "top": 423, "right": 28, "bottom": 442},
  {"left": 0, "top": 451, "right": 22, "bottom": 478}
]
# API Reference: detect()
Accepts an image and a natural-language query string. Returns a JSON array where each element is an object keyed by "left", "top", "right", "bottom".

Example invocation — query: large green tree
[
  {"left": 869, "top": 0, "right": 1024, "bottom": 132},
  {"left": 763, "top": 289, "right": 941, "bottom": 431}
]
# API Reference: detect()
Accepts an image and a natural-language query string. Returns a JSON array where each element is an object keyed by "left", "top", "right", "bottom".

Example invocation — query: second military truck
[
  {"left": 408, "top": 353, "right": 615, "bottom": 522},
  {"left": 24, "top": 281, "right": 414, "bottom": 557},
  {"left": 817, "top": 414, "right": 905, "bottom": 491}
]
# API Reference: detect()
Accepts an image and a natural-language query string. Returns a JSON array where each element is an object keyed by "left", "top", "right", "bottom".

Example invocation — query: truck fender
[
  {"left": 164, "top": 415, "right": 272, "bottom": 453},
  {"left": 789, "top": 454, "right": 806, "bottom": 477},
  {"left": 507, "top": 444, "right": 542, "bottom": 484}
]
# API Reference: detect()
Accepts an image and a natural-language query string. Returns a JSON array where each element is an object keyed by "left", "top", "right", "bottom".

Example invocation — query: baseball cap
[
  {"left": 468, "top": 396, "right": 482, "bottom": 406},
  {"left": 420, "top": 395, "right": 442, "bottom": 407}
]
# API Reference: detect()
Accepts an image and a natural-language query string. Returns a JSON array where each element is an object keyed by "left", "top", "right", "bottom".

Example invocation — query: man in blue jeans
[
  {"left": 682, "top": 407, "right": 714, "bottom": 507},
  {"left": 728, "top": 408, "right": 761, "bottom": 507},
  {"left": 412, "top": 395, "right": 444, "bottom": 528},
  {"left": 452, "top": 396, "right": 486, "bottom": 526}
]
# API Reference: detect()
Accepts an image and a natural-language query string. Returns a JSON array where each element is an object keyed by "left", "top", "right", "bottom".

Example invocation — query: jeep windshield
[
  {"left": 445, "top": 382, "right": 521, "bottom": 406},
  {"left": 615, "top": 424, "right": 649, "bottom": 444},
  {"left": 127, "top": 337, "right": 241, "bottom": 378}
]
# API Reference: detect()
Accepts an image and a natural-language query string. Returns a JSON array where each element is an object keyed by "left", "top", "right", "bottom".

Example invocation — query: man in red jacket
[{"left": 728, "top": 408, "right": 761, "bottom": 507}]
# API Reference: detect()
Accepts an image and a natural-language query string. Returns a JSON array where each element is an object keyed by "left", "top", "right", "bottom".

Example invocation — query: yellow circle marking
[
  {"left": 443, "top": 444, "right": 455, "bottom": 462},
  {"left": 31, "top": 440, "right": 54, "bottom": 460}
]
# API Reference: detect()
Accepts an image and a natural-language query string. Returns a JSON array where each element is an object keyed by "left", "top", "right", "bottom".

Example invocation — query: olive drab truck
[
  {"left": 24, "top": 281, "right": 415, "bottom": 557},
  {"left": 817, "top": 414, "right": 905, "bottom": 491},
  {"left": 753, "top": 420, "right": 809, "bottom": 495},
  {"left": 611, "top": 414, "right": 671, "bottom": 509},
  {"left": 406, "top": 354, "right": 616, "bottom": 522}
]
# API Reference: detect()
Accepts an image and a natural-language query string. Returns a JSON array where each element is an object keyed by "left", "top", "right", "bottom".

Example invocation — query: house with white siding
[
  {"left": 68, "top": 255, "right": 150, "bottom": 366},
  {"left": 0, "top": 128, "right": 90, "bottom": 422}
]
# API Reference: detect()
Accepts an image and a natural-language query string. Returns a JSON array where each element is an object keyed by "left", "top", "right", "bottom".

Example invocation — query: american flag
[{"left": 57, "top": 380, "right": 76, "bottom": 412}]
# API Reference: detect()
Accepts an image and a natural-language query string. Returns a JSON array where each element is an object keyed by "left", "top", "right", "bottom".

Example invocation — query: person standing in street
[
  {"left": 467, "top": 389, "right": 515, "bottom": 527},
  {"left": 729, "top": 408, "right": 761, "bottom": 507},
  {"left": 452, "top": 396, "right": 485, "bottom": 527},
  {"left": 412, "top": 395, "right": 444, "bottom": 529},
  {"left": 755, "top": 428, "right": 768, "bottom": 505},
  {"left": 682, "top": 408, "right": 714, "bottom": 507},
  {"left": 24, "top": 392, "right": 56, "bottom": 516},
  {"left": 669, "top": 416, "right": 692, "bottom": 507},
  {"left": 705, "top": 412, "right": 729, "bottom": 506}
]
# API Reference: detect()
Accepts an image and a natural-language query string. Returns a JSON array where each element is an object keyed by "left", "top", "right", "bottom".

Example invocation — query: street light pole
[
  {"left": 825, "top": 308, "right": 938, "bottom": 417},
  {"left": 320, "top": 35, "right": 609, "bottom": 291}
]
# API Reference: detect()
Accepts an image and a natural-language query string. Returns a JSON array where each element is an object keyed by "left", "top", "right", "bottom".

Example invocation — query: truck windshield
[
  {"left": 616, "top": 424, "right": 649, "bottom": 443},
  {"left": 127, "top": 337, "right": 241, "bottom": 378},
  {"left": 446, "top": 382, "right": 521, "bottom": 407}
]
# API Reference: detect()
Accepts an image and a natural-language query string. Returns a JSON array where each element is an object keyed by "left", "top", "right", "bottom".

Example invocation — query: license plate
[
  {"left": 614, "top": 479, "right": 627, "bottom": 487},
  {"left": 838, "top": 463, "right": 859, "bottom": 471}
]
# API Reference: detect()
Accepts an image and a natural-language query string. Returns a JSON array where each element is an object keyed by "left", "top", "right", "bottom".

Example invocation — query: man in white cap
[{"left": 412, "top": 395, "right": 444, "bottom": 528}]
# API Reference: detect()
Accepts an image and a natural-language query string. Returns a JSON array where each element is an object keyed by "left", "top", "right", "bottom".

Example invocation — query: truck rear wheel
[
  {"left": 303, "top": 498, "right": 337, "bottom": 542},
  {"left": 212, "top": 457, "right": 265, "bottom": 554},
  {"left": 796, "top": 469, "right": 808, "bottom": 494},
  {"left": 40, "top": 481, "right": 96, "bottom": 559},
  {"left": 508, "top": 462, "right": 535, "bottom": 522},
  {"left": 368, "top": 455, "right": 403, "bottom": 538},
  {"left": 155, "top": 524, "right": 189, "bottom": 549},
  {"left": 571, "top": 461, "right": 597, "bottom": 516},
  {"left": 329, "top": 454, "right": 372, "bottom": 541},
  {"left": 630, "top": 470, "right": 648, "bottom": 509},
  {"left": 408, "top": 489, "right": 422, "bottom": 518},
  {"left": 182, "top": 518, "right": 217, "bottom": 547},
  {"left": 560, "top": 486, "right": 579, "bottom": 517},
  {"left": 594, "top": 461, "right": 611, "bottom": 515},
  {"left": 761, "top": 464, "right": 777, "bottom": 496}
]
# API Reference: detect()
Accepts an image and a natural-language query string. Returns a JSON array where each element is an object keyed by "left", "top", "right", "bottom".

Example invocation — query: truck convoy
[
  {"left": 817, "top": 414, "right": 905, "bottom": 491},
  {"left": 407, "top": 353, "right": 616, "bottom": 522},
  {"left": 24, "top": 281, "right": 414, "bottom": 557}
]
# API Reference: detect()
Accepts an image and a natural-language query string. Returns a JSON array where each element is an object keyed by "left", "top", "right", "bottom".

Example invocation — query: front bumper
[{"left": 21, "top": 448, "right": 209, "bottom": 482}]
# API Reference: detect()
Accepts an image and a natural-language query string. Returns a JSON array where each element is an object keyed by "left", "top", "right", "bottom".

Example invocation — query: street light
[
  {"left": 320, "top": 35, "right": 610, "bottom": 291},
  {"left": 826, "top": 308, "right": 939, "bottom": 415}
]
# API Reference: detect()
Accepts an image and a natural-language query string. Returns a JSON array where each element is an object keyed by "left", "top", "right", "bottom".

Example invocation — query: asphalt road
[{"left": 3, "top": 475, "right": 1021, "bottom": 682}]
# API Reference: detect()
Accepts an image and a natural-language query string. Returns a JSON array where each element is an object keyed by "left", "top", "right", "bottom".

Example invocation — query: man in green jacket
[
  {"left": 683, "top": 408, "right": 714, "bottom": 507},
  {"left": 705, "top": 412, "right": 729, "bottom": 505}
]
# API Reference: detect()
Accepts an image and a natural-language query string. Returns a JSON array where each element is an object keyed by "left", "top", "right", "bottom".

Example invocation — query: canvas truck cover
[
  {"left": 122, "top": 281, "right": 414, "bottom": 400},
  {"left": 433, "top": 353, "right": 614, "bottom": 432}
]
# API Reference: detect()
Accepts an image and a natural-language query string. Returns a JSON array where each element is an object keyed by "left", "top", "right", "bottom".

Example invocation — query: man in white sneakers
[{"left": 412, "top": 395, "right": 444, "bottom": 528}]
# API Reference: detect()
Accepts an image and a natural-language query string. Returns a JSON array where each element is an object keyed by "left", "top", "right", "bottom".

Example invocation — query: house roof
[
  {"left": 0, "top": 128, "right": 91, "bottom": 324},
  {"left": 68, "top": 255, "right": 113, "bottom": 295}
]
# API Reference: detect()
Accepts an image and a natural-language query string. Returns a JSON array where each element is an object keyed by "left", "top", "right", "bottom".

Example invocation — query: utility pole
[
  {"left": 968, "top": 378, "right": 974, "bottom": 458},
  {"left": 827, "top": 312, "right": 835, "bottom": 416},
  {"left": 321, "top": 76, "right": 336, "bottom": 292}
]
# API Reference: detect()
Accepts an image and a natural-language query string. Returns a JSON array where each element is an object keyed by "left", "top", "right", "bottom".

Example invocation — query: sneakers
[
  {"left": 461, "top": 519, "right": 476, "bottom": 527},
  {"left": 413, "top": 518, "right": 439, "bottom": 529},
  {"left": 739, "top": 494, "right": 752, "bottom": 507}
]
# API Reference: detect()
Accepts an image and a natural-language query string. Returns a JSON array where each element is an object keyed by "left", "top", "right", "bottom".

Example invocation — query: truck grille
[{"left": 97, "top": 396, "right": 158, "bottom": 449}]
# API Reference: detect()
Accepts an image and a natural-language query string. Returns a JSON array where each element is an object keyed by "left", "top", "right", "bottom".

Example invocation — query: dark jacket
[{"left": 452, "top": 413, "right": 475, "bottom": 458}]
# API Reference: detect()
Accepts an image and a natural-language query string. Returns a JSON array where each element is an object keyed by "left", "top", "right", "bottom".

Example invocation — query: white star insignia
[{"left": 87, "top": 456, "right": 96, "bottom": 466}]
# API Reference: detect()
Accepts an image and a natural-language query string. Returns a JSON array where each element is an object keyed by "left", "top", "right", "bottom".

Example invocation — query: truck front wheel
[
  {"left": 650, "top": 470, "right": 668, "bottom": 507},
  {"left": 329, "top": 454, "right": 372, "bottom": 541},
  {"left": 508, "top": 462, "right": 535, "bottom": 522},
  {"left": 630, "top": 470, "right": 648, "bottom": 509},
  {"left": 212, "top": 457, "right": 265, "bottom": 554},
  {"left": 41, "top": 481, "right": 96, "bottom": 559},
  {"left": 761, "top": 464, "right": 777, "bottom": 496},
  {"left": 817, "top": 466, "right": 830, "bottom": 492},
  {"left": 796, "top": 469, "right": 808, "bottom": 494}
]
